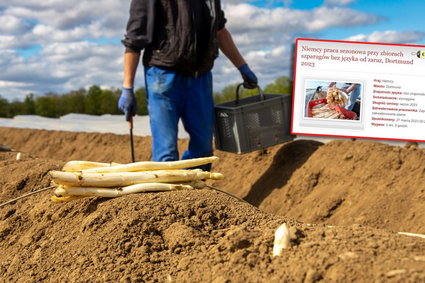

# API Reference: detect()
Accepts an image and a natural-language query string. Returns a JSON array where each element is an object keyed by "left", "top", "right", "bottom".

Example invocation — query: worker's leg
[
  {"left": 145, "top": 66, "right": 184, "bottom": 161},
  {"left": 346, "top": 85, "right": 360, "bottom": 111},
  {"left": 181, "top": 72, "right": 214, "bottom": 170}
]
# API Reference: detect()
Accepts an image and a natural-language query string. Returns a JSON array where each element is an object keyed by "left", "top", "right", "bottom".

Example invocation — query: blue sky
[{"left": 0, "top": 0, "right": 424, "bottom": 101}]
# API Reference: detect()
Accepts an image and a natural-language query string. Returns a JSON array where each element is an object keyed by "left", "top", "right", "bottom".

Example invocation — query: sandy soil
[{"left": 0, "top": 127, "right": 424, "bottom": 282}]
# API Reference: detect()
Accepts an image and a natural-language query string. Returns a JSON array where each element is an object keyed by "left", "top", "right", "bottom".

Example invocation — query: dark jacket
[{"left": 122, "top": 0, "right": 227, "bottom": 76}]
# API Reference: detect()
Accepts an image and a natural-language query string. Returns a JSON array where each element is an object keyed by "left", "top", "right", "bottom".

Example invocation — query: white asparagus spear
[
  {"left": 54, "top": 183, "right": 194, "bottom": 198},
  {"left": 397, "top": 231, "right": 425, "bottom": 239},
  {"left": 82, "top": 156, "right": 219, "bottom": 173},
  {"left": 273, "top": 223, "right": 291, "bottom": 256},
  {"left": 62, "top": 161, "right": 122, "bottom": 172},
  {"left": 49, "top": 170, "right": 223, "bottom": 187}
]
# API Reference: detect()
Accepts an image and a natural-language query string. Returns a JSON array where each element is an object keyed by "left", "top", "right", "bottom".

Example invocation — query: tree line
[{"left": 0, "top": 76, "right": 292, "bottom": 118}]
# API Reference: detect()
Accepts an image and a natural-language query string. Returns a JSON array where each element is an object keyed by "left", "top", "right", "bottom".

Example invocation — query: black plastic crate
[{"left": 214, "top": 84, "right": 295, "bottom": 154}]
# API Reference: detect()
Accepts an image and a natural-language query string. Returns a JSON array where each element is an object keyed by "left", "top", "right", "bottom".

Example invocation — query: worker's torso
[{"left": 143, "top": 0, "right": 223, "bottom": 76}]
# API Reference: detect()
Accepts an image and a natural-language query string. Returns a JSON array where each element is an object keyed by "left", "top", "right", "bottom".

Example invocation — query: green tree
[
  {"left": 213, "top": 83, "right": 257, "bottom": 104},
  {"left": 85, "top": 85, "right": 102, "bottom": 115},
  {"left": 264, "top": 76, "right": 293, "bottom": 94},
  {"left": 8, "top": 100, "right": 26, "bottom": 117},
  {"left": 58, "top": 88, "right": 87, "bottom": 115},
  {"left": 23, "top": 93, "right": 36, "bottom": 114},
  {"left": 0, "top": 76, "right": 292, "bottom": 118},
  {"left": 35, "top": 94, "right": 59, "bottom": 117},
  {"left": 65, "top": 88, "right": 87, "bottom": 114},
  {"left": 0, "top": 96, "right": 9, "bottom": 117},
  {"left": 57, "top": 93, "right": 73, "bottom": 116},
  {"left": 99, "top": 89, "right": 119, "bottom": 114}
]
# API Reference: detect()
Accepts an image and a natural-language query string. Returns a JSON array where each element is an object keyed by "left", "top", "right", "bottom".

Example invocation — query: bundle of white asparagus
[
  {"left": 311, "top": 103, "right": 346, "bottom": 119},
  {"left": 49, "top": 156, "right": 223, "bottom": 203},
  {"left": 326, "top": 85, "right": 348, "bottom": 106}
]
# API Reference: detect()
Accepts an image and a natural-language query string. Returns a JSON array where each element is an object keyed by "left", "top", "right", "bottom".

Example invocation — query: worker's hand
[
  {"left": 119, "top": 87, "right": 137, "bottom": 121},
  {"left": 238, "top": 64, "right": 258, "bottom": 89}
]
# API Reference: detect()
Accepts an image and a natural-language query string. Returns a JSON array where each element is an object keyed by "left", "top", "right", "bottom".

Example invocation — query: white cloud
[
  {"left": 0, "top": 81, "right": 31, "bottom": 88},
  {"left": 308, "top": 6, "right": 377, "bottom": 31},
  {"left": 0, "top": 41, "right": 125, "bottom": 100},
  {"left": 4, "top": 1, "right": 128, "bottom": 34},
  {"left": 40, "top": 41, "right": 102, "bottom": 62},
  {"left": 0, "top": 35, "right": 17, "bottom": 49},
  {"left": 224, "top": 4, "right": 379, "bottom": 33},
  {"left": 219, "top": 3, "right": 379, "bottom": 89},
  {"left": 213, "top": 45, "right": 292, "bottom": 91},
  {"left": 0, "top": 14, "right": 30, "bottom": 34},
  {"left": 33, "top": 24, "right": 88, "bottom": 42},
  {"left": 0, "top": 1, "right": 388, "bottom": 101},
  {"left": 324, "top": 0, "right": 355, "bottom": 6},
  {"left": 346, "top": 30, "right": 425, "bottom": 44},
  {"left": 0, "top": 0, "right": 130, "bottom": 100}
]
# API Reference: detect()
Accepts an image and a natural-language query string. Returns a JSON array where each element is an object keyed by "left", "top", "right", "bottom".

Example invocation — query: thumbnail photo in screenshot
[{"left": 304, "top": 80, "right": 362, "bottom": 121}]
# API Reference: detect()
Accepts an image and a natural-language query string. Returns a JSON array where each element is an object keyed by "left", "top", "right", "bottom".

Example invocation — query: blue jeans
[
  {"left": 145, "top": 66, "right": 214, "bottom": 170},
  {"left": 346, "top": 85, "right": 360, "bottom": 111}
]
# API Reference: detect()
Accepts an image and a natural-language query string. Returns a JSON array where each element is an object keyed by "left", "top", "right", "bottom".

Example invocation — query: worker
[
  {"left": 343, "top": 83, "right": 360, "bottom": 111},
  {"left": 118, "top": 0, "right": 258, "bottom": 170}
]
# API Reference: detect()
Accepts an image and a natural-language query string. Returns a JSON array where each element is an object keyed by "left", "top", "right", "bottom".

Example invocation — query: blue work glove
[
  {"left": 238, "top": 63, "right": 258, "bottom": 89},
  {"left": 119, "top": 87, "right": 137, "bottom": 121}
]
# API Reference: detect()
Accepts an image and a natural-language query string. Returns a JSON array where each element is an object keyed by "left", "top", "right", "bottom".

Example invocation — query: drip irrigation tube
[
  {"left": 205, "top": 184, "right": 253, "bottom": 206},
  {"left": 0, "top": 186, "right": 54, "bottom": 208}
]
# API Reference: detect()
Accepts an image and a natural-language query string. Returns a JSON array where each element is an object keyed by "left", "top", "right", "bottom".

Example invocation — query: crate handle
[{"left": 235, "top": 83, "right": 265, "bottom": 105}]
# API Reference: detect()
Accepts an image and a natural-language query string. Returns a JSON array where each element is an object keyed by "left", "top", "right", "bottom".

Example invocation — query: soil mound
[
  {"left": 0, "top": 151, "right": 424, "bottom": 282},
  {"left": 238, "top": 140, "right": 425, "bottom": 234},
  {"left": 0, "top": 127, "right": 155, "bottom": 164},
  {"left": 1, "top": 127, "right": 424, "bottom": 235}
]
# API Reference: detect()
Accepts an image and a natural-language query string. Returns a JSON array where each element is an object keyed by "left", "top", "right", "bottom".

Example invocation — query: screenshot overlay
[{"left": 291, "top": 38, "right": 425, "bottom": 142}]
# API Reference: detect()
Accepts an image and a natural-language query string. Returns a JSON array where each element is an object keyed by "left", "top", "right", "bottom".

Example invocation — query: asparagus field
[{"left": 0, "top": 127, "right": 424, "bottom": 282}]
